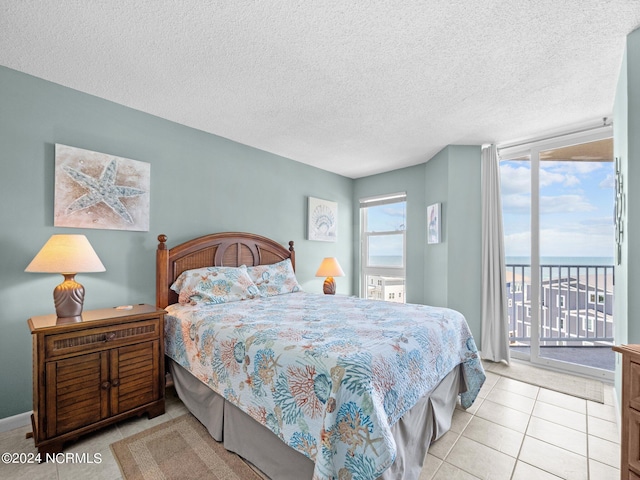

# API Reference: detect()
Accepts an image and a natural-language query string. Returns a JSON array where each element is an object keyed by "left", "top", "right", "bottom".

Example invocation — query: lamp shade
[
  {"left": 25, "top": 235, "right": 106, "bottom": 274},
  {"left": 315, "top": 257, "right": 345, "bottom": 278}
]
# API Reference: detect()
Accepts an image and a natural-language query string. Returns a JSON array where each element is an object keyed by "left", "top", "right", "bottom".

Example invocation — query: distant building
[
  {"left": 505, "top": 269, "right": 529, "bottom": 339},
  {"left": 367, "top": 275, "right": 405, "bottom": 303},
  {"left": 506, "top": 266, "right": 613, "bottom": 346}
]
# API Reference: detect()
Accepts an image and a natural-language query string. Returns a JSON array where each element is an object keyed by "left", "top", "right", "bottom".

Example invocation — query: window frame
[{"left": 359, "top": 193, "right": 407, "bottom": 301}]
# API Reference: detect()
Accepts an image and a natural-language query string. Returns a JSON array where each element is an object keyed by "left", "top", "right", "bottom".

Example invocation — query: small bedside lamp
[
  {"left": 315, "top": 257, "right": 345, "bottom": 295},
  {"left": 25, "top": 235, "right": 106, "bottom": 323}
]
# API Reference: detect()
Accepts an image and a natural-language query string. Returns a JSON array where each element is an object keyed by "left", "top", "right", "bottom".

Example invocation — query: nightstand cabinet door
[
  {"left": 110, "top": 340, "right": 161, "bottom": 415},
  {"left": 630, "top": 408, "right": 640, "bottom": 475},
  {"left": 45, "top": 351, "right": 109, "bottom": 437}
]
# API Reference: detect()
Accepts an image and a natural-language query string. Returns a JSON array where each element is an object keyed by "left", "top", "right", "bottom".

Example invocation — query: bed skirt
[{"left": 169, "top": 359, "right": 465, "bottom": 480}]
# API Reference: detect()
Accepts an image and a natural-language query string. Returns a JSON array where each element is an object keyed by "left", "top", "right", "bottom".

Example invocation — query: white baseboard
[{"left": 0, "top": 411, "right": 32, "bottom": 433}]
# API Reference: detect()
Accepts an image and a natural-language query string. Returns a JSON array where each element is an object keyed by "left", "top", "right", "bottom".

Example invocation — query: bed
[{"left": 156, "top": 232, "right": 485, "bottom": 480}]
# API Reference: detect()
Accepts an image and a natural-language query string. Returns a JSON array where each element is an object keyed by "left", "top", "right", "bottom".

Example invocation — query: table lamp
[
  {"left": 25, "top": 234, "right": 106, "bottom": 323},
  {"left": 315, "top": 257, "right": 345, "bottom": 295}
]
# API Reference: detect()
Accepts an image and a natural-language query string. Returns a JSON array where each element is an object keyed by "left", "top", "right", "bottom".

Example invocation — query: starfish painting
[
  {"left": 54, "top": 144, "right": 150, "bottom": 231},
  {"left": 63, "top": 158, "right": 145, "bottom": 223}
]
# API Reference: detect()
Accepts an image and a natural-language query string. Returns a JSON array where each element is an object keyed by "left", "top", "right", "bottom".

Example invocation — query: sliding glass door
[{"left": 500, "top": 127, "right": 614, "bottom": 380}]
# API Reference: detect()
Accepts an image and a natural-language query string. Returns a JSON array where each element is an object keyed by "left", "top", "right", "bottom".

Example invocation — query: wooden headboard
[{"left": 156, "top": 232, "right": 295, "bottom": 308}]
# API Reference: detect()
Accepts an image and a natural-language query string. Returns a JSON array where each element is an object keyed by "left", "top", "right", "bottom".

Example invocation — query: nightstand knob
[
  {"left": 104, "top": 332, "right": 117, "bottom": 342},
  {"left": 101, "top": 381, "right": 111, "bottom": 390},
  {"left": 111, "top": 379, "right": 120, "bottom": 387}
]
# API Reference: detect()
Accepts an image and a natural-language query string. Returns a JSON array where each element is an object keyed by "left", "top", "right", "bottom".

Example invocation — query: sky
[
  {"left": 365, "top": 202, "right": 406, "bottom": 259},
  {"left": 500, "top": 158, "right": 615, "bottom": 259}
]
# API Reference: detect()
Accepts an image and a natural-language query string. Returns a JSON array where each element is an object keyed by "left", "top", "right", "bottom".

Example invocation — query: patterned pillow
[
  {"left": 247, "top": 258, "right": 302, "bottom": 297},
  {"left": 170, "top": 265, "right": 261, "bottom": 305}
]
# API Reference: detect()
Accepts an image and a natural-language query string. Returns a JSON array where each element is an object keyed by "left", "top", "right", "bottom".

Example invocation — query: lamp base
[
  {"left": 322, "top": 277, "right": 336, "bottom": 295},
  {"left": 54, "top": 274, "right": 85, "bottom": 323}
]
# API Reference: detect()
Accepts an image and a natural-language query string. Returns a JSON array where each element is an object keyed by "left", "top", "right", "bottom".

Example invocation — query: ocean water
[
  {"left": 506, "top": 256, "right": 614, "bottom": 266},
  {"left": 369, "top": 255, "right": 403, "bottom": 267},
  {"left": 371, "top": 256, "right": 615, "bottom": 267},
  {"left": 506, "top": 256, "right": 614, "bottom": 283}
]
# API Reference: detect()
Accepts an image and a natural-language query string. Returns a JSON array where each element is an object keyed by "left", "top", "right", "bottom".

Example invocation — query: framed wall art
[
  {"left": 54, "top": 144, "right": 150, "bottom": 231},
  {"left": 427, "top": 202, "right": 441, "bottom": 244},
  {"left": 308, "top": 196, "right": 337, "bottom": 242}
]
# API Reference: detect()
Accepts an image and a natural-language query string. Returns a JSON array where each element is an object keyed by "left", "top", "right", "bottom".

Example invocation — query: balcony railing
[{"left": 506, "top": 263, "right": 614, "bottom": 346}]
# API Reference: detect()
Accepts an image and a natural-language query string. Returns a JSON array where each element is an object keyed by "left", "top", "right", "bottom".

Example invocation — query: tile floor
[
  {"left": 421, "top": 371, "right": 620, "bottom": 480},
  {"left": 0, "top": 372, "right": 620, "bottom": 480}
]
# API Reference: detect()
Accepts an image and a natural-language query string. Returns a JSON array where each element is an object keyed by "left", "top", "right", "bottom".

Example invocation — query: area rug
[
  {"left": 111, "top": 414, "right": 264, "bottom": 480},
  {"left": 482, "top": 359, "right": 605, "bottom": 403}
]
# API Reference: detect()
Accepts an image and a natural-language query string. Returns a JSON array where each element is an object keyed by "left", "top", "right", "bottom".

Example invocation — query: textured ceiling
[{"left": 1, "top": 1, "right": 639, "bottom": 178}]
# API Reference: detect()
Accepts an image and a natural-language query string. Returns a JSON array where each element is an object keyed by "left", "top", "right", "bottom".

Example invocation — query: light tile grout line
[
  {"left": 509, "top": 380, "right": 536, "bottom": 480},
  {"left": 585, "top": 400, "right": 591, "bottom": 480}
]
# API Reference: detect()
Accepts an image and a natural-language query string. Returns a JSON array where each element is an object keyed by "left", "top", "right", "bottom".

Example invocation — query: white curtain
[{"left": 481, "top": 144, "right": 510, "bottom": 364}]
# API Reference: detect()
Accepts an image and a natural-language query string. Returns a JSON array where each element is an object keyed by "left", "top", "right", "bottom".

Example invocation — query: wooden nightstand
[
  {"left": 613, "top": 344, "right": 640, "bottom": 479},
  {"left": 28, "top": 304, "right": 166, "bottom": 455}
]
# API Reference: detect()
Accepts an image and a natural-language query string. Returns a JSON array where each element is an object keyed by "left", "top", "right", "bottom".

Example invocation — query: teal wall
[
  {"left": 353, "top": 145, "right": 483, "bottom": 342},
  {"left": 445, "top": 146, "right": 482, "bottom": 342},
  {"left": 423, "top": 149, "right": 449, "bottom": 307},
  {"left": 613, "top": 43, "right": 629, "bottom": 350},
  {"left": 0, "top": 66, "right": 354, "bottom": 418},
  {"left": 424, "top": 146, "right": 483, "bottom": 342},
  {"left": 625, "top": 28, "right": 640, "bottom": 344},
  {"left": 614, "top": 27, "right": 640, "bottom": 396}
]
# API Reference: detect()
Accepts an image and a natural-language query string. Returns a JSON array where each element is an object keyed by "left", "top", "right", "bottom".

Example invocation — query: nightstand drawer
[
  {"left": 630, "top": 408, "right": 640, "bottom": 475},
  {"left": 630, "top": 360, "right": 640, "bottom": 411},
  {"left": 45, "top": 319, "right": 160, "bottom": 359}
]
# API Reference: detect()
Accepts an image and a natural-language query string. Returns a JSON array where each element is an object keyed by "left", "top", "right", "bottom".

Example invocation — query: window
[
  {"left": 360, "top": 193, "right": 406, "bottom": 302},
  {"left": 557, "top": 295, "right": 565, "bottom": 308},
  {"left": 581, "top": 315, "right": 594, "bottom": 332},
  {"left": 589, "top": 292, "right": 605, "bottom": 304}
]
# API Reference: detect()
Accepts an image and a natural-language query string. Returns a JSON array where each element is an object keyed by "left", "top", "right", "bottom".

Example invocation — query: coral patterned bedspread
[{"left": 164, "top": 292, "right": 485, "bottom": 480}]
